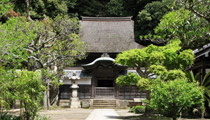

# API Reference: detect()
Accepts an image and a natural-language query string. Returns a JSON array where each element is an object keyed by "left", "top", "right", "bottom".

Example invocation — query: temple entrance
[
  {"left": 95, "top": 79, "right": 115, "bottom": 98},
  {"left": 97, "top": 80, "right": 113, "bottom": 87},
  {"left": 82, "top": 54, "right": 128, "bottom": 99}
]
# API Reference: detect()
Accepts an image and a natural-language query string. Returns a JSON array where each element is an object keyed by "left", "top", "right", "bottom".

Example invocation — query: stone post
[{"left": 69, "top": 72, "right": 81, "bottom": 108}]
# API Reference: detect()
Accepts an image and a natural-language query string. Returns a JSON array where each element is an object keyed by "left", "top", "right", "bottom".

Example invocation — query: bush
[
  {"left": 134, "top": 106, "right": 145, "bottom": 114},
  {"left": 129, "top": 106, "right": 145, "bottom": 114},
  {"left": 149, "top": 79, "right": 204, "bottom": 120},
  {"left": 0, "top": 112, "right": 20, "bottom": 120}
]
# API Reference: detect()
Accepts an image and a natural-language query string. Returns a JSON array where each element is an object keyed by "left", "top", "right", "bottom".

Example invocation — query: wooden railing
[{"left": 95, "top": 87, "right": 115, "bottom": 98}]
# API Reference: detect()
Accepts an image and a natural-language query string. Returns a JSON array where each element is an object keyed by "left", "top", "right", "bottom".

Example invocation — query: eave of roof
[{"left": 194, "top": 43, "right": 210, "bottom": 58}]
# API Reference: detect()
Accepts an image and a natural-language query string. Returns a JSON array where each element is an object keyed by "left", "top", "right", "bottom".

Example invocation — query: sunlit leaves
[
  {"left": 116, "top": 72, "right": 140, "bottom": 86},
  {"left": 154, "top": 9, "right": 210, "bottom": 49},
  {"left": 0, "top": 0, "right": 13, "bottom": 16}
]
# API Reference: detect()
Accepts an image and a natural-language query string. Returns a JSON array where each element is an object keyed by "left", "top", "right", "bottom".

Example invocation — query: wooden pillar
[
  {"left": 202, "top": 59, "right": 206, "bottom": 81},
  {"left": 91, "top": 77, "right": 95, "bottom": 98},
  {"left": 116, "top": 84, "right": 119, "bottom": 99}
]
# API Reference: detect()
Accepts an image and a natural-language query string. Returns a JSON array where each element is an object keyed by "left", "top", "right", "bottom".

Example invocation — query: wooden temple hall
[{"left": 58, "top": 17, "right": 145, "bottom": 108}]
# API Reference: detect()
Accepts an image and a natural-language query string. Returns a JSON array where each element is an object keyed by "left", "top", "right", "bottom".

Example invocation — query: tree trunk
[
  {"left": 172, "top": 106, "right": 177, "bottom": 120},
  {"left": 43, "top": 79, "right": 50, "bottom": 110},
  {"left": 25, "top": 0, "right": 32, "bottom": 21},
  {"left": 201, "top": 107, "right": 205, "bottom": 119},
  {"left": 173, "top": 116, "right": 177, "bottom": 120},
  {"left": 20, "top": 100, "right": 24, "bottom": 120},
  {"left": 144, "top": 90, "right": 151, "bottom": 116}
]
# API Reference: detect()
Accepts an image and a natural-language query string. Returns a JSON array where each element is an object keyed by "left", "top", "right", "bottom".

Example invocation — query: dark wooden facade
[
  {"left": 59, "top": 85, "right": 145, "bottom": 100},
  {"left": 192, "top": 44, "right": 210, "bottom": 80}
]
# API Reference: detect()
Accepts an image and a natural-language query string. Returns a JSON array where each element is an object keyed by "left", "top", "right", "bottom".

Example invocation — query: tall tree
[
  {"left": 115, "top": 39, "right": 194, "bottom": 115},
  {"left": 0, "top": 15, "right": 87, "bottom": 109},
  {"left": 153, "top": 9, "right": 210, "bottom": 49},
  {"left": 14, "top": 0, "right": 70, "bottom": 19}
]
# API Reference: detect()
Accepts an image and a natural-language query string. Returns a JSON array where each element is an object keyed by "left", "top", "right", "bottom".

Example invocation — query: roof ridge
[{"left": 81, "top": 16, "right": 132, "bottom": 21}]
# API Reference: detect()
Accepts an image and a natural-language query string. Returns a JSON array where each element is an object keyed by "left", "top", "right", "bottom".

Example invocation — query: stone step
[
  {"left": 91, "top": 99, "right": 116, "bottom": 108},
  {"left": 93, "top": 103, "right": 116, "bottom": 105},
  {"left": 93, "top": 105, "right": 116, "bottom": 107},
  {"left": 93, "top": 100, "right": 116, "bottom": 103}
]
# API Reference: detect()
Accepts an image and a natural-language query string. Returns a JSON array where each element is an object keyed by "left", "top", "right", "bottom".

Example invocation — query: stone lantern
[{"left": 69, "top": 72, "right": 81, "bottom": 108}]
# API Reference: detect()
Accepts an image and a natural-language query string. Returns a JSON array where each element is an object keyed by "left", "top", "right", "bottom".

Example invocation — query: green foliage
[
  {"left": 154, "top": 9, "right": 210, "bottom": 49},
  {"left": 115, "top": 39, "right": 194, "bottom": 90},
  {"left": 115, "top": 49, "right": 148, "bottom": 68},
  {"left": 116, "top": 72, "right": 140, "bottom": 86},
  {"left": 134, "top": 106, "right": 146, "bottom": 114},
  {"left": 106, "top": 0, "right": 124, "bottom": 16},
  {"left": 116, "top": 39, "right": 193, "bottom": 70},
  {"left": 150, "top": 79, "right": 204, "bottom": 119},
  {"left": 166, "top": 70, "right": 186, "bottom": 81},
  {"left": 129, "top": 106, "right": 145, "bottom": 114},
  {"left": 137, "top": 1, "right": 170, "bottom": 35},
  {"left": 14, "top": 70, "right": 46, "bottom": 120},
  {"left": 137, "top": 78, "right": 151, "bottom": 91},
  {"left": 0, "top": 17, "right": 43, "bottom": 68},
  {"left": 0, "top": 67, "right": 15, "bottom": 111},
  {"left": 0, "top": 68, "right": 46, "bottom": 119},
  {"left": 0, "top": 15, "right": 86, "bottom": 70},
  {"left": 186, "top": 71, "right": 210, "bottom": 115},
  {"left": 0, "top": 112, "right": 20, "bottom": 120},
  {"left": 14, "top": 0, "right": 70, "bottom": 19},
  {"left": 149, "top": 65, "right": 167, "bottom": 77},
  {"left": 0, "top": 0, "right": 13, "bottom": 16},
  {"left": 164, "top": 0, "right": 210, "bottom": 23}
]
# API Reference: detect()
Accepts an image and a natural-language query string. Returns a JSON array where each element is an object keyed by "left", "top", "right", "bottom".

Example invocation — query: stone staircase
[{"left": 91, "top": 99, "right": 116, "bottom": 108}]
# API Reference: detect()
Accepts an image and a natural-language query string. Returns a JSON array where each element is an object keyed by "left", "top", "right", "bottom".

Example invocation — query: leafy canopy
[
  {"left": 115, "top": 39, "right": 194, "bottom": 89},
  {"left": 154, "top": 9, "right": 210, "bottom": 49}
]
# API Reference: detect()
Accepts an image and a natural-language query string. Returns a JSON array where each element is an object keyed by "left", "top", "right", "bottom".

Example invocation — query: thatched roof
[{"left": 79, "top": 17, "right": 144, "bottom": 53}]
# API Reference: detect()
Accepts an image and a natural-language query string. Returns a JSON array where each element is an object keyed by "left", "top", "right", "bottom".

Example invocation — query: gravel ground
[
  {"left": 39, "top": 108, "right": 210, "bottom": 120},
  {"left": 39, "top": 108, "right": 93, "bottom": 120}
]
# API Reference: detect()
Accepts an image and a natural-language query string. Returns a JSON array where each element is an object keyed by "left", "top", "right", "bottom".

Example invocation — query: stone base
[
  {"left": 70, "top": 98, "right": 81, "bottom": 108},
  {"left": 58, "top": 100, "right": 70, "bottom": 108}
]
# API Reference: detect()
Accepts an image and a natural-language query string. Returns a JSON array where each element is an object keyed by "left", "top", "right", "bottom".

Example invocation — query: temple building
[{"left": 58, "top": 17, "right": 145, "bottom": 108}]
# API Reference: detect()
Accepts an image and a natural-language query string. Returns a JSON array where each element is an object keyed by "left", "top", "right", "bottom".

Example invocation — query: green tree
[
  {"left": 115, "top": 40, "right": 193, "bottom": 82},
  {"left": 14, "top": 70, "right": 45, "bottom": 120},
  {"left": 0, "top": 0, "right": 13, "bottom": 16},
  {"left": 137, "top": 1, "right": 170, "bottom": 35},
  {"left": 164, "top": 0, "right": 210, "bottom": 23},
  {"left": 186, "top": 71, "right": 210, "bottom": 117},
  {"left": 115, "top": 39, "right": 194, "bottom": 115},
  {"left": 154, "top": 9, "right": 210, "bottom": 49},
  {"left": 14, "top": 0, "right": 70, "bottom": 19},
  {"left": 141, "top": 0, "right": 210, "bottom": 49},
  {"left": 106, "top": 0, "right": 125, "bottom": 16},
  {"left": 0, "top": 15, "right": 87, "bottom": 109},
  {"left": 0, "top": 67, "right": 15, "bottom": 113},
  {"left": 150, "top": 78, "right": 204, "bottom": 120}
]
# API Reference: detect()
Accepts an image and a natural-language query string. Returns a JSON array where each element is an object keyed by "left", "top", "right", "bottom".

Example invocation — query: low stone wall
[
  {"left": 58, "top": 99, "right": 135, "bottom": 109},
  {"left": 116, "top": 100, "right": 133, "bottom": 109},
  {"left": 58, "top": 100, "right": 70, "bottom": 108}
]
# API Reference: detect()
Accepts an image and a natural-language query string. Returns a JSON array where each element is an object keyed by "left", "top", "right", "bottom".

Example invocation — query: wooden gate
[{"left": 95, "top": 87, "right": 115, "bottom": 98}]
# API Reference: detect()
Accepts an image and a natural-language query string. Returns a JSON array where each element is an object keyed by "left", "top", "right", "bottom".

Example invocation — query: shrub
[
  {"left": 134, "top": 106, "right": 145, "bottom": 114},
  {"left": 0, "top": 112, "right": 20, "bottom": 120},
  {"left": 149, "top": 79, "right": 204, "bottom": 120},
  {"left": 129, "top": 106, "right": 145, "bottom": 114}
]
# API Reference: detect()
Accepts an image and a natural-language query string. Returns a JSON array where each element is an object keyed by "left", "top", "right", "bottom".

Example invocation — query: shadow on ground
[{"left": 106, "top": 115, "right": 170, "bottom": 120}]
